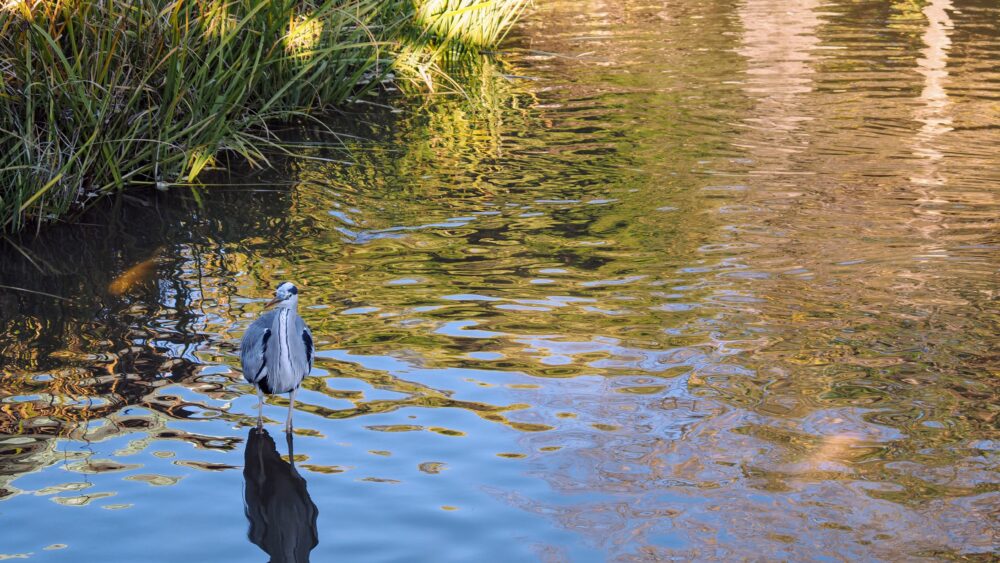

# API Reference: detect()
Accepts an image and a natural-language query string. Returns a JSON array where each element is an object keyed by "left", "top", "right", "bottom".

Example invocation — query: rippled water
[{"left": 1, "top": 0, "right": 998, "bottom": 560}]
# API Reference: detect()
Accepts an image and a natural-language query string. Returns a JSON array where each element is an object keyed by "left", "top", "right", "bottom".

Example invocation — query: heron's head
[{"left": 265, "top": 281, "right": 299, "bottom": 309}]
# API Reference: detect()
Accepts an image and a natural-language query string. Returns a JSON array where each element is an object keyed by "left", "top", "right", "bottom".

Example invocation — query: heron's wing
[
  {"left": 296, "top": 315, "right": 314, "bottom": 371},
  {"left": 240, "top": 311, "right": 276, "bottom": 384}
]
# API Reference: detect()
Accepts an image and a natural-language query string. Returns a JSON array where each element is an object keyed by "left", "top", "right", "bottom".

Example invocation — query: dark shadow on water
[{"left": 243, "top": 428, "right": 319, "bottom": 563}]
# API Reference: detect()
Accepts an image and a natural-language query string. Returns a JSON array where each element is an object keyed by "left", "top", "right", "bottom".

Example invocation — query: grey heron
[{"left": 240, "top": 281, "right": 313, "bottom": 432}]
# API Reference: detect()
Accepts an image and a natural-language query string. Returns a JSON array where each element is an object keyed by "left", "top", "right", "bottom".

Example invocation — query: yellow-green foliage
[{"left": 414, "top": 0, "right": 529, "bottom": 48}]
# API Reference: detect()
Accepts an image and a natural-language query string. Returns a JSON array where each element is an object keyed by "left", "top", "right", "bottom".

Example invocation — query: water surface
[{"left": 1, "top": 0, "right": 998, "bottom": 560}]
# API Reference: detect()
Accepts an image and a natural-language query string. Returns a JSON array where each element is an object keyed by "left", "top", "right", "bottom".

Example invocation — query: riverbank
[{"left": 0, "top": 0, "right": 527, "bottom": 234}]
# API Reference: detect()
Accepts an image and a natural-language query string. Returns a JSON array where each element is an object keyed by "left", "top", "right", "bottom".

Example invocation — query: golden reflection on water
[{"left": 0, "top": 0, "right": 998, "bottom": 560}]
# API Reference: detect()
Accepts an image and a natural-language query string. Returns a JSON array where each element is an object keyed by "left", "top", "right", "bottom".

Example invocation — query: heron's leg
[
  {"left": 285, "top": 387, "right": 297, "bottom": 433},
  {"left": 256, "top": 387, "right": 264, "bottom": 429}
]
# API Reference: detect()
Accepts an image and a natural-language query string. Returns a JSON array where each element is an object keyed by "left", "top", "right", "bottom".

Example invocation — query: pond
[{"left": 1, "top": 0, "right": 997, "bottom": 560}]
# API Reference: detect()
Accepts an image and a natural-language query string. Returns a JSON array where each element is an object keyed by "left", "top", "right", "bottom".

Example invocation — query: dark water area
[{"left": 1, "top": 0, "right": 998, "bottom": 560}]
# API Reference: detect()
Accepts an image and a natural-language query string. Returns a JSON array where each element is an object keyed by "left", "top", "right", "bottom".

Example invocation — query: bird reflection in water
[{"left": 243, "top": 428, "right": 319, "bottom": 562}]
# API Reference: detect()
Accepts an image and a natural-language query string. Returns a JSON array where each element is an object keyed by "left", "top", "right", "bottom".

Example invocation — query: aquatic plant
[{"left": 0, "top": 0, "right": 527, "bottom": 234}]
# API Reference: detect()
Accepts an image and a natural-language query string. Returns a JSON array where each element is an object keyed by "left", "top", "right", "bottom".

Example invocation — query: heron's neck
[{"left": 276, "top": 296, "right": 298, "bottom": 311}]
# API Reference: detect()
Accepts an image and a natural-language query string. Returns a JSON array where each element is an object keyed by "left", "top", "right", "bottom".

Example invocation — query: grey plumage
[
  {"left": 240, "top": 311, "right": 312, "bottom": 394},
  {"left": 240, "top": 310, "right": 275, "bottom": 387},
  {"left": 240, "top": 281, "right": 313, "bottom": 431}
]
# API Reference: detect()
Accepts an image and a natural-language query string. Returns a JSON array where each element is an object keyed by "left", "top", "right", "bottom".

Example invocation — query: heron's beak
[{"left": 264, "top": 297, "right": 281, "bottom": 309}]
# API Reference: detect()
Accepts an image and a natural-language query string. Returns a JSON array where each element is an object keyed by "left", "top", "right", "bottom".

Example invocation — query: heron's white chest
[{"left": 276, "top": 309, "right": 292, "bottom": 374}]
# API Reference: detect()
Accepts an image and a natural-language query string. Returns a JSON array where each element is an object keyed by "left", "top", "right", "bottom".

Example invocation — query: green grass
[
  {"left": 0, "top": 0, "right": 526, "bottom": 234},
  {"left": 414, "top": 0, "right": 529, "bottom": 48}
]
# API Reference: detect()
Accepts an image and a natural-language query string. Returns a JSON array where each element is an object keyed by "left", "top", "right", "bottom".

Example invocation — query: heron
[{"left": 240, "top": 281, "right": 313, "bottom": 432}]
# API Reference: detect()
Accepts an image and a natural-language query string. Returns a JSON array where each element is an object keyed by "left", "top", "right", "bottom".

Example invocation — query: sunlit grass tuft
[{"left": 414, "top": 0, "right": 530, "bottom": 48}]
